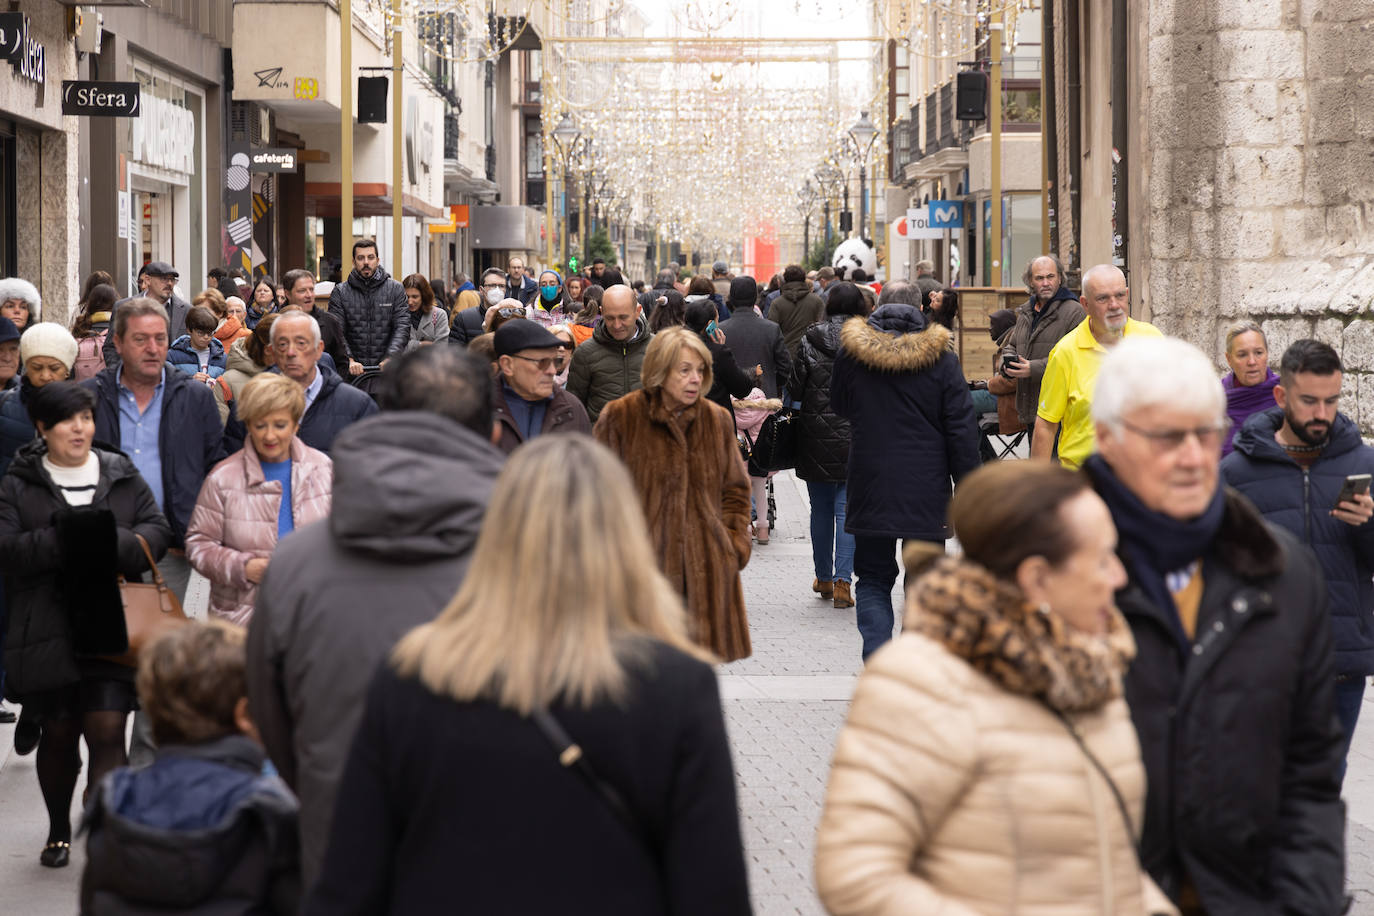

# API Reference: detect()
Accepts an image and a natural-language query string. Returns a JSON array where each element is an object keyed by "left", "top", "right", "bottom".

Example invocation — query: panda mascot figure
[{"left": 832, "top": 238, "right": 879, "bottom": 284}]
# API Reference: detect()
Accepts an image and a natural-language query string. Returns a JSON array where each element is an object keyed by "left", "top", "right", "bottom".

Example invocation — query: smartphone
[
  {"left": 1335, "top": 474, "right": 1372, "bottom": 508},
  {"left": 705, "top": 320, "right": 718, "bottom": 336}
]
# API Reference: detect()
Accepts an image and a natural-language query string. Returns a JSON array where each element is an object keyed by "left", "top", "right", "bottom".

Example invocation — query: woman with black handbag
[
  {"left": 306, "top": 435, "right": 751, "bottom": 915},
  {"left": 815, "top": 461, "right": 1176, "bottom": 916},
  {"left": 0, "top": 382, "right": 172, "bottom": 868}
]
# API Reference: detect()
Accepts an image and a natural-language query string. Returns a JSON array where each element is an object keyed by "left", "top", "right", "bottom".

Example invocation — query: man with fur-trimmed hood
[{"left": 830, "top": 284, "right": 980, "bottom": 659}]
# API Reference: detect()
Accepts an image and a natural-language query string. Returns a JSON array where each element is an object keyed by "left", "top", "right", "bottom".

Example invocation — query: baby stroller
[
  {"left": 733, "top": 391, "right": 792, "bottom": 544},
  {"left": 350, "top": 364, "right": 385, "bottom": 401}
]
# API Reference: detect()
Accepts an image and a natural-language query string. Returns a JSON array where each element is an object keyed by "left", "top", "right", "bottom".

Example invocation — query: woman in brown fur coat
[{"left": 593, "top": 327, "right": 754, "bottom": 661}]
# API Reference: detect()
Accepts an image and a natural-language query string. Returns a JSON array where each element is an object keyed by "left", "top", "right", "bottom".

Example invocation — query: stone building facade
[{"left": 1048, "top": 0, "right": 1374, "bottom": 432}]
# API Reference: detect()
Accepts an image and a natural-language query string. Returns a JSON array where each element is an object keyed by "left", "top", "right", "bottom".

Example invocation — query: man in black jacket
[
  {"left": 246, "top": 346, "right": 504, "bottom": 889},
  {"left": 717, "top": 277, "right": 790, "bottom": 398},
  {"left": 1221, "top": 338, "right": 1374, "bottom": 781},
  {"left": 1085, "top": 335, "right": 1343, "bottom": 916},
  {"left": 268, "top": 311, "right": 377, "bottom": 453},
  {"left": 449, "top": 268, "right": 507, "bottom": 347},
  {"left": 281, "top": 268, "right": 350, "bottom": 373},
  {"left": 328, "top": 239, "right": 409, "bottom": 375},
  {"left": 830, "top": 293, "right": 978, "bottom": 659}
]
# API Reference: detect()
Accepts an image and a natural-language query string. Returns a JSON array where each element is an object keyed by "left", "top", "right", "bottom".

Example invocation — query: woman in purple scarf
[{"left": 1221, "top": 320, "right": 1278, "bottom": 455}]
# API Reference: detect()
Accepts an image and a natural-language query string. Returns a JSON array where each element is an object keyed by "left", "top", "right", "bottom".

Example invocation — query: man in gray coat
[
  {"left": 245, "top": 345, "right": 503, "bottom": 888},
  {"left": 1002, "top": 254, "right": 1085, "bottom": 442},
  {"left": 718, "top": 276, "right": 791, "bottom": 398}
]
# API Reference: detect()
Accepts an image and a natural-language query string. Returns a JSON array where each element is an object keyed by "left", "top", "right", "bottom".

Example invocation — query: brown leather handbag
[{"left": 107, "top": 535, "right": 188, "bottom": 667}]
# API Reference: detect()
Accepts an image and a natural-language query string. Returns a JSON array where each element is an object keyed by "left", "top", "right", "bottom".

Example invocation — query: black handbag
[{"left": 742, "top": 407, "right": 799, "bottom": 475}]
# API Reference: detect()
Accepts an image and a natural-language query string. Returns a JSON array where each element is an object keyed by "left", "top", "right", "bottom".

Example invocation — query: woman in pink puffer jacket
[{"left": 187, "top": 374, "right": 333, "bottom": 626}]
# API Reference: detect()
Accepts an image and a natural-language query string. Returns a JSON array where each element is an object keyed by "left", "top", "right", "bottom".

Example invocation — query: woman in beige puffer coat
[{"left": 815, "top": 461, "right": 1177, "bottom": 916}]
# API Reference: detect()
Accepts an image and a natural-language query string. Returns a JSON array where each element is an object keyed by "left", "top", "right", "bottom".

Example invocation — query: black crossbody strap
[
  {"left": 1048, "top": 706, "right": 1142, "bottom": 859},
  {"left": 531, "top": 709, "right": 651, "bottom": 849}
]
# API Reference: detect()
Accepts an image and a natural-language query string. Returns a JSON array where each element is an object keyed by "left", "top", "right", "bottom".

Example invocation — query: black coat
[
  {"left": 297, "top": 366, "right": 379, "bottom": 455},
  {"left": 447, "top": 306, "right": 484, "bottom": 347},
  {"left": 703, "top": 336, "right": 754, "bottom": 422},
  {"left": 84, "top": 367, "right": 227, "bottom": 545},
  {"left": 305, "top": 640, "right": 751, "bottom": 916},
  {"left": 81, "top": 734, "right": 300, "bottom": 915},
  {"left": 0, "top": 444, "right": 172, "bottom": 697},
  {"left": 1087, "top": 471, "right": 1345, "bottom": 916},
  {"left": 791, "top": 316, "right": 850, "bottom": 483},
  {"left": 312, "top": 306, "right": 352, "bottom": 374},
  {"left": 830, "top": 305, "right": 979, "bottom": 540},
  {"left": 717, "top": 307, "right": 791, "bottom": 399},
  {"left": 327, "top": 267, "right": 409, "bottom": 366},
  {"left": 1222, "top": 408, "right": 1374, "bottom": 676}
]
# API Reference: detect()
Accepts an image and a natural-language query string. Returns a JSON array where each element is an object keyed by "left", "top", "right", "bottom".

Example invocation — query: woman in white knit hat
[{"left": 0, "top": 323, "right": 78, "bottom": 476}]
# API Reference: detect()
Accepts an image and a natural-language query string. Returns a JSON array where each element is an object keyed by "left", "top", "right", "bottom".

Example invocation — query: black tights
[{"left": 35, "top": 711, "right": 128, "bottom": 843}]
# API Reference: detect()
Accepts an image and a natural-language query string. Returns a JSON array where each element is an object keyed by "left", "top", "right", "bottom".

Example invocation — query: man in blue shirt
[{"left": 83, "top": 297, "right": 226, "bottom": 765}]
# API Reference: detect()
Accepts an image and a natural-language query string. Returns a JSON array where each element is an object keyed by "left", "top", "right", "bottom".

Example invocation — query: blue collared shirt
[
  {"left": 117, "top": 366, "right": 166, "bottom": 511},
  {"left": 303, "top": 367, "right": 325, "bottom": 413}
]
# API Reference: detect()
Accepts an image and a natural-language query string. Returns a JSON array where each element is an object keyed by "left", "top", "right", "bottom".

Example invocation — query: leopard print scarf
[{"left": 907, "top": 557, "right": 1136, "bottom": 713}]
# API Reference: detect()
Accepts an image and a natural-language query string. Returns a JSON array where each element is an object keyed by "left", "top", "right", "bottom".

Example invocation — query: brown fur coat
[{"left": 594, "top": 388, "right": 753, "bottom": 661}]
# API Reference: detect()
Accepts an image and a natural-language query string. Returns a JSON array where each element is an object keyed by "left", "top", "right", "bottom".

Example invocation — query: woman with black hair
[
  {"left": 0, "top": 381, "right": 172, "bottom": 868},
  {"left": 685, "top": 299, "right": 752, "bottom": 421},
  {"left": 924, "top": 286, "right": 959, "bottom": 332},
  {"left": 648, "top": 289, "right": 689, "bottom": 333},
  {"left": 71, "top": 282, "right": 119, "bottom": 382}
]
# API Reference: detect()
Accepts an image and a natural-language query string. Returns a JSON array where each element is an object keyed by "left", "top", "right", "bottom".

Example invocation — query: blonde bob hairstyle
[
  {"left": 639, "top": 326, "right": 714, "bottom": 394},
  {"left": 237, "top": 372, "right": 306, "bottom": 426},
  {"left": 392, "top": 435, "right": 710, "bottom": 714}
]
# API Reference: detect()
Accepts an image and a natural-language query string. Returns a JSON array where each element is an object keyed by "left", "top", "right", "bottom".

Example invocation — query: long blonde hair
[{"left": 392, "top": 435, "right": 709, "bottom": 713}]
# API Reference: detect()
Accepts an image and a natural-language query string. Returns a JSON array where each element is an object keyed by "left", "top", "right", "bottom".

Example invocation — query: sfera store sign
[
  {"left": 61, "top": 81, "right": 141, "bottom": 117},
  {"left": 0, "top": 12, "right": 45, "bottom": 86}
]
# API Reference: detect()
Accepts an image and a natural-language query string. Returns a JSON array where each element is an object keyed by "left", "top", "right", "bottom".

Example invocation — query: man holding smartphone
[
  {"left": 1000, "top": 254, "right": 1085, "bottom": 446},
  {"left": 1222, "top": 338, "right": 1374, "bottom": 781}
]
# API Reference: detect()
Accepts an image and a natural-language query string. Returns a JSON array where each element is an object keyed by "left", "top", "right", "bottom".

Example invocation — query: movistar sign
[{"left": 928, "top": 201, "right": 963, "bottom": 229}]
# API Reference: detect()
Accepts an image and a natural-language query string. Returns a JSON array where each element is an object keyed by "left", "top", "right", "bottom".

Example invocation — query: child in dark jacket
[
  {"left": 80, "top": 621, "right": 300, "bottom": 915},
  {"left": 167, "top": 304, "right": 228, "bottom": 381}
]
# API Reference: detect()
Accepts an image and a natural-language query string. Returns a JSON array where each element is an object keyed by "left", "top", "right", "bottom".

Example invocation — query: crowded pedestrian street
[{"left": 2, "top": 472, "right": 1374, "bottom": 914}]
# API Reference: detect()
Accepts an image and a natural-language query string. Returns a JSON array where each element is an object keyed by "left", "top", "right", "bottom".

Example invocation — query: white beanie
[{"left": 20, "top": 322, "right": 79, "bottom": 371}]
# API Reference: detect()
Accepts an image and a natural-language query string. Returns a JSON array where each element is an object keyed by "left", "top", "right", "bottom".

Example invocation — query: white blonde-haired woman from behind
[
  {"left": 815, "top": 460, "right": 1177, "bottom": 916},
  {"left": 305, "top": 434, "right": 752, "bottom": 916}
]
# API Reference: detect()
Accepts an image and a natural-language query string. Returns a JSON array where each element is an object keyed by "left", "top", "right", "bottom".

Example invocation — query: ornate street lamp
[
  {"left": 848, "top": 111, "right": 879, "bottom": 241},
  {"left": 551, "top": 113, "right": 582, "bottom": 270}
]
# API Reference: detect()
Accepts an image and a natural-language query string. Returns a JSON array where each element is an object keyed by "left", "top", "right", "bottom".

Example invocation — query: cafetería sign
[
  {"left": 61, "top": 81, "right": 141, "bottom": 117},
  {"left": 249, "top": 148, "right": 298, "bottom": 173}
]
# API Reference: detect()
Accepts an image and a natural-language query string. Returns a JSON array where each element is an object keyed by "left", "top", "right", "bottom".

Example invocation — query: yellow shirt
[{"left": 1037, "top": 317, "right": 1164, "bottom": 469}]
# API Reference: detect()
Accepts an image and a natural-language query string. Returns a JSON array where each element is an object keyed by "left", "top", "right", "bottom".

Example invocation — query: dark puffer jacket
[
  {"left": 81, "top": 734, "right": 300, "bottom": 915},
  {"left": 830, "top": 304, "right": 979, "bottom": 540},
  {"left": 447, "top": 306, "right": 484, "bottom": 347},
  {"left": 1087, "top": 463, "right": 1345, "bottom": 916},
  {"left": 0, "top": 443, "right": 172, "bottom": 697},
  {"left": 770, "top": 280, "right": 826, "bottom": 357},
  {"left": 565, "top": 316, "right": 653, "bottom": 423},
  {"left": 1221, "top": 407, "right": 1374, "bottom": 676},
  {"left": 791, "top": 316, "right": 850, "bottom": 483},
  {"left": 0, "top": 380, "right": 36, "bottom": 476},
  {"left": 327, "top": 267, "right": 409, "bottom": 366},
  {"left": 295, "top": 366, "right": 379, "bottom": 455},
  {"left": 84, "top": 367, "right": 226, "bottom": 545}
]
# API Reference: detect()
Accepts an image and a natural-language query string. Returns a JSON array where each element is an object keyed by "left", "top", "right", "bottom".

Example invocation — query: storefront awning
[{"left": 305, "top": 182, "right": 445, "bottom": 219}]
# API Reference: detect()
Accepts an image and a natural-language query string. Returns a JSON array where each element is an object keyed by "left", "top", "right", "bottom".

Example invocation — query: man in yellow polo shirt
[{"left": 1032, "top": 264, "right": 1162, "bottom": 468}]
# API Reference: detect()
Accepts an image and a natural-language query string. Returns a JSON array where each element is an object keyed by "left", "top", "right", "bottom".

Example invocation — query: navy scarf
[{"left": 1083, "top": 455, "right": 1226, "bottom": 642}]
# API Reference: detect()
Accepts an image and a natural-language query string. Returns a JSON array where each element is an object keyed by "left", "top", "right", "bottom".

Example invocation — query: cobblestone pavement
[{"left": 4, "top": 469, "right": 1374, "bottom": 914}]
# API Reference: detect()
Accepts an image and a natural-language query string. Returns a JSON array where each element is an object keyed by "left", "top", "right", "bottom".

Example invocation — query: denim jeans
[
  {"left": 806, "top": 481, "right": 854, "bottom": 583},
  {"left": 1335, "top": 675, "right": 1366, "bottom": 784},
  {"left": 853, "top": 536, "right": 943, "bottom": 660}
]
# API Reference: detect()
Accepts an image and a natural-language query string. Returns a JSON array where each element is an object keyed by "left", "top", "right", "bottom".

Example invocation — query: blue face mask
[{"left": 540, "top": 285, "right": 560, "bottom": 302}]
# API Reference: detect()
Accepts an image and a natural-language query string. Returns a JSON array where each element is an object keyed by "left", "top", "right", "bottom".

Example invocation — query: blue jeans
[
  {"left": 853, "top": 536, "right": 943, "bottom": 660},
  {"left": 1335, "top": 675, "right": 1366, "bottom": 784},
  {"left": 807, "top": 481, "right": 854, "bottom": 583}
]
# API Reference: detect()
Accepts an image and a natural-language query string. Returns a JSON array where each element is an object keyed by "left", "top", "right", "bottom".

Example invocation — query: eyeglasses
[
  {"left": 510, "top": 354, "right": 567, "bottom": 371},
  {"left": 482, "top": 282, "right": 506, "bottom": 290},
  {"left": 1118, "top": 417, "right": 1231, "bottom": 452}
]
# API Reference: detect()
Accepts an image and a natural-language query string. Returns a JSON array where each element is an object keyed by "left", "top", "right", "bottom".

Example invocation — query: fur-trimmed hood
[{"left": 839, "top": 305, "right": 951, "bottom": 374}]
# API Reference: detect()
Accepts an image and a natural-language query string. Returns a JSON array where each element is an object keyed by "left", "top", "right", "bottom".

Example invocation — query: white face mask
[{"left": 485, "top": 288, "right": 504, "bottom": 306}]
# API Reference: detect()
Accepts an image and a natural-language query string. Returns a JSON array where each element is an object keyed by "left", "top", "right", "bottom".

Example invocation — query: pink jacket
[{"left": 186, "top": 437, "right": 333, "bottom": 625}]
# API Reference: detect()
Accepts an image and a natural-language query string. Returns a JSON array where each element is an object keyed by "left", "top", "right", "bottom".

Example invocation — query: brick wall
[{"left": 1143, "top": 1, "right": 1374, "bottom": 432}]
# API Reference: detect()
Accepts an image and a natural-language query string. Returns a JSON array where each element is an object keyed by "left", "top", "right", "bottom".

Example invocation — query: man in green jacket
[{"left": 565, "top": 285, "right": 653, "bottom": 423}]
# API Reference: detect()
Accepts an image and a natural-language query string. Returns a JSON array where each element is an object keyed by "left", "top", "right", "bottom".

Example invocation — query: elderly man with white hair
[
  {"left": 264, "top": 310, "right": 376, "bottom": 455},
  {"left": 1082, "top": 335, "right": 1344, "bottom": 916},
  {"left": 1032, "top": 264, "right": 1160, "bottom": 468}
]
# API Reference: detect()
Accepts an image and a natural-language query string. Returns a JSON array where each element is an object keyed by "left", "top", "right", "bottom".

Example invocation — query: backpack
[{"left": 73, "top": 331, "right": 108, "bottom": 382}]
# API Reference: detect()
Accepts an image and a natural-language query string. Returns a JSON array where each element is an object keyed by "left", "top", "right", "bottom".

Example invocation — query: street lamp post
[
  {"left": 551, "top": 113, "right": 581, "bottom": 272},
  {"left": 814, "top": 164, "right": 842, "bottom": 250},
  {"left": 848, "top": 111, "right": 879, "bottom": 243},
  {"left": 797, "top": 180, "right": 818, "bottom": 263}
]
